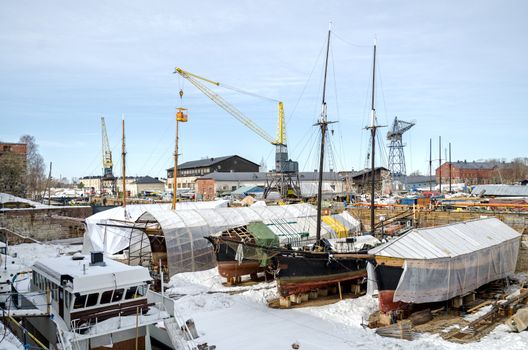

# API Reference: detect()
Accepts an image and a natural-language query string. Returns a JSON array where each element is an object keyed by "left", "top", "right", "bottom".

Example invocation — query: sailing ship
[{"left": 273, "top": 26, "right": 380, "bottom": 298}]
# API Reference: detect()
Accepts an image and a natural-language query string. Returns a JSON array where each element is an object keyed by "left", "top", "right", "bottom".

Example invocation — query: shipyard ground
[
  {"left": 2, "top": 243, "right": 528, "bottom": 350},
  {"left": 167, "top": 268, "right": 528, "bottom": 350}
]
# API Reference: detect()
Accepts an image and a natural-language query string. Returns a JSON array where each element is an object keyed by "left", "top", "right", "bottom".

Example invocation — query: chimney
[{"left": 90, "top": 252, "right": 105, "bottom": 266}]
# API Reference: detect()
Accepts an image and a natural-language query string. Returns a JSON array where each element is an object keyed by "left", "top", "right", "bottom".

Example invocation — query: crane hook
[{"left": 179, "top": 89, "right": 184, "bottom": 99}]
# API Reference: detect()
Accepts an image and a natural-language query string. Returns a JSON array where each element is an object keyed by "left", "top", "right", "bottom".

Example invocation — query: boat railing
[{"left": 69, "top": 300, "right": 170, "bottom": 335}]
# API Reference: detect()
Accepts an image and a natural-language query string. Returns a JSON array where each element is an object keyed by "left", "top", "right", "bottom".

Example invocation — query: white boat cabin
[{"left": 31, "top": 252, "right": 152, "bottom": 330}]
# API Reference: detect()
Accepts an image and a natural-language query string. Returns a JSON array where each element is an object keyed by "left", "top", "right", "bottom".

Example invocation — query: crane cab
[{"left": 176, "top": 107, "right": 188, "bottom": 122}]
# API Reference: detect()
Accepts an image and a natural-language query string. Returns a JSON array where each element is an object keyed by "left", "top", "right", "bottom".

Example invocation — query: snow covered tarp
[
  {"left": 83, "top": 203, "right": 320, "bottom": 276},
  {"left": 368, "top": 218, "right": 521, "bottom": 303}
]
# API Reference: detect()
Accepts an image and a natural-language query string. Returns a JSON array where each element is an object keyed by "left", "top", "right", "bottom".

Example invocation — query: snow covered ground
[
  {"left": 2, "top": 243, "right": 528, "bottom": 349},
  {"left": 168, "top": 268, "right": 528, "bottom": 350}
]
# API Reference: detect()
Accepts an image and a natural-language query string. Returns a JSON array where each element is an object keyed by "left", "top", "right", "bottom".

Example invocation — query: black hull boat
[{"left": 275, "top": 249, "right": 370, "bottom": 297}]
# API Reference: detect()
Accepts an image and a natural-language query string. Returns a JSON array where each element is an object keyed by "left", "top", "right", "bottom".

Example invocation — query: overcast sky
[{"left": 1, "top": 0, "right": 527, "bottom": 180}]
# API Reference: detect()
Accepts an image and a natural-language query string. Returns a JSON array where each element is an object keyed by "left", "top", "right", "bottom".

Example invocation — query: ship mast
[
  {"left": 315, "top": 23, "right": 334, "bottom": 244},
  {"left": 121, "top": 114, "right": 127, "bottom": 211},
  {"left": 365, "top": 41, "right": 383, "bottom": 236}
]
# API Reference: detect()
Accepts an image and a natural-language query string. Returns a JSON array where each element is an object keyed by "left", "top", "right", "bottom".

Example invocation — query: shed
[{"left": 368, "top": 218, "right": 521, "bottom": 304}]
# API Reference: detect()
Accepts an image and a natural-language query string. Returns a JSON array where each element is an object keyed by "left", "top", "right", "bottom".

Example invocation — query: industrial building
[
  {"left": 195, "top": 171, "right": 345, "bottom": 200},
  {"left": 166, "top": 155, "right": 260, "bottom": 191}
]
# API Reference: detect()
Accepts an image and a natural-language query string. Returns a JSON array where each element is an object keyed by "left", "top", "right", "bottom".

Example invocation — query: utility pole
[
  {"left": 429, "top": 138, "right": 432, "bottom": 192},
  {"left": 46, "top": 162, "right": 52, "bottom": 205},
  {"left": 449, "top": 142, "right": 452, "bottom": 193},
  {"left": 438, "top": 136, "right": 442, "bottom": 193}
]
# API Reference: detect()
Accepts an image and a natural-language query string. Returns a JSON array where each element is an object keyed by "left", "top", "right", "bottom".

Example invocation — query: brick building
[
  {"left": 436, "top": 161, "right": 499, "bottom": 185},
  {"left": 0, "top": 142, "right": 28, "bottom": 196}
]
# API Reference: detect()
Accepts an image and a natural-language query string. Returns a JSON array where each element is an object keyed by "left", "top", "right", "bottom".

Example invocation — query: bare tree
[{"left": 19, "top": 135, "right": 46, "bottom": 199}]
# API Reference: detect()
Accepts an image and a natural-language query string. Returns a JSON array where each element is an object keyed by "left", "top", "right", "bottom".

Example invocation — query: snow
[
  {"left": 168, "top": 267, "right": 528, "bottom": 350},
  {"left": 4, "top": 243, "right": 528, "bottom": 349}
]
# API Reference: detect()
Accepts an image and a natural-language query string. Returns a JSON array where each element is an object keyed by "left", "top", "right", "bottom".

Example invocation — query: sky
[{"left": 1, "top": 0, "right": 527, "bottom": 180}]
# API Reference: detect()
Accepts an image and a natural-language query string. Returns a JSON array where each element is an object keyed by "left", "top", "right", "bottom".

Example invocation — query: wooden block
[
  {"left": 280, "top": 296, "right": 291, "bottom": 308},
  {"left": 301, "top": 293, "right": 309, "bottom": 302},
  {"left": 338, "top": 282, "right": 343, "bottom": 300},
  {"left": 318, "top": 288, "right": 328, "bottom": 297},
  {"left": 463, "top": 293, "right": 476, "bottom": 304},
  {"left": 290, "top": 294, "right": 301, "bottom": 304},
  {"left": 351, "top": 284, "right": 361, "bottom": 296},
  {"left": 309, "top": 290, "right": 319, "bottom": 299},
  {"left": 379, "top": 312, "right": 392, "bottom": 326},
  {"left": 452, "top": 296, "right": 463, "bottom": 308}
]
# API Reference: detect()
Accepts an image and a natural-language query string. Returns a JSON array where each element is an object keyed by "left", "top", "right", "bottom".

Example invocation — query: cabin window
[
  {"left": 112, "top": 289, "right": 124, "bottom": 302},
  {"left": 125, "top": 286, "right": 137, "bottom": 299},
  {"left": 74, "top": 295, "right": 87, "bottom": 309},
  {"left": 86, "top": 293, "right": 99, "bottom": 307},
  {"left": 100, "top": 290, "right": 113, "bottom": 304}
]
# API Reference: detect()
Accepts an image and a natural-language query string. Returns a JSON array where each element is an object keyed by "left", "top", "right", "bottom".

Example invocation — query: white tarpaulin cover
[
  {"left": 368, "top": 218, "right": 521, "bottom": 303},
  {"left": 82, "top": 201, "right": 229, "bottom": 254},
  {"left": 137, "top": 203, "right": 317, "bottom": 276},
  {"left": 83, "top": 202, "right": 323, "bottom": 276}
]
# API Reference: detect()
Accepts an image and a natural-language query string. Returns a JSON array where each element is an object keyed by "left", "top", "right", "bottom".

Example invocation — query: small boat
[
  {"left": 206, "top": 221, "right": 280, "bottom": 284},
  {"left": 10, "top": 251, "right": 213, "bottom": 349}
]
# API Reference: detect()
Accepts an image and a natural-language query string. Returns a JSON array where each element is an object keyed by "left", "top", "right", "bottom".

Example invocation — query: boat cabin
[{"left": 31, "top": 252, "right": 152, "bottom": 330}]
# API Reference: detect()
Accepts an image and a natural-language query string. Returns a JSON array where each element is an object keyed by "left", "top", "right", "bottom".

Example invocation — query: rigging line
[
  {"left": 329, "top": 40, "right": 349, "bottom": 174},
  {"left": 137, "top": 117, "right": 173, "bottom": 174},
  {"left": 332, "top": 31, "right": 371, "bottom": 48},
  {"left": 296, "top": 129, "right": 318, "bottom": 172},
  {"left": 376, "top": 50, "right": 390, "bottom": 128},
  {"left": 220, "top": 82, "right": 279, "bottom": 103},
  {"left": 286, "top": 40, "right": 326, "bottom": 125}
]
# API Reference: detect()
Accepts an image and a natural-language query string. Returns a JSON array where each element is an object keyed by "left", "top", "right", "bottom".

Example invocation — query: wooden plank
[{"left": 467, "top": 300, "right": 492, "bottom": 314}]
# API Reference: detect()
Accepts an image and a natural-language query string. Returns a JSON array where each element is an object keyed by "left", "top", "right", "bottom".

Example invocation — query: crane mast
[
  {"left": 174, "top": 68, "right": 300, "bottom": 198},
  {"left": 101, "top": 116, "right": 115, "bottom": 195},
  {"left": 101, "top": 117, "right": 113, "bottom": 178},
  {"left": 387, "top": 116, "right": 415, "bottom": 189}
]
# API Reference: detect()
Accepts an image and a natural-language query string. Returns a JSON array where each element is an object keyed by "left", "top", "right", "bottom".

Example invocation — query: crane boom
[
  {"left": 175, "top": 67, "right": 279, "bottom": 145},
  {"left": 174, "top": 67, "right": 300, "bottom": 198}
]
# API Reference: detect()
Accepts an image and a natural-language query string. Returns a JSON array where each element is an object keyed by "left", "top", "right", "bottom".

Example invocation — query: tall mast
[
  {"left": 315, "top": 23, "right": 332, "bottom": 243},
  {"left": 121, "top": 114, "right": 127, "bottom": 209},
  {"left": 365, "top": 41, "right": 379, "bottom": 235}
]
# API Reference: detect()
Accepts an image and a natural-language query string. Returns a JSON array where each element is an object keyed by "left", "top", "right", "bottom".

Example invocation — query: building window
[{"left": 232, "top": 186, "right": 237, "bottom": 191}]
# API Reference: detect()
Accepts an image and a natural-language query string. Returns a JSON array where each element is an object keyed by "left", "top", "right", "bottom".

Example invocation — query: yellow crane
[{"left": 174, "top": 68, "right": 300, "bottom": 197}]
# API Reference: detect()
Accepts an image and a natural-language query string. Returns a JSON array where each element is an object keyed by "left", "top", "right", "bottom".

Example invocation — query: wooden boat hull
[
  {"left": 276, "top": 253, "right": 368, "bottom": 297},
  {"left": 207, "top": 237, "right": 266, "bottom": 280}
]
